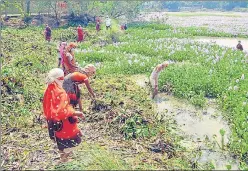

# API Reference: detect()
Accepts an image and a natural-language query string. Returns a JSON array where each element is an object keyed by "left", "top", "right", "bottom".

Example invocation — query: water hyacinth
[
  {"left": 233, "top": 86, "right": 238, "bottom": 90},
  {"left": 241, "top": 74, "right": 245, "bottom": 80},
  {"left": 128, "top": 60, "right": 132, "bottom": 65}
]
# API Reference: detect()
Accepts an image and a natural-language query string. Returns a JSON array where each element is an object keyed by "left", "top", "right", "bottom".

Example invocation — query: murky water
[
  {"left": 133, "top": 75, "right": 239, "bottom": 170},
  {"left": 194, "top": 37, "right": 248, "bottom": 51}
]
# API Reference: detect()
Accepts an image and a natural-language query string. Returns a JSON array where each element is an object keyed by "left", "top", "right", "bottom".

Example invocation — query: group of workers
[
  {"left": 42, "top": 16, "right": 245, "bottom": 163},
  {"left": 44, "top": 16, "right": 127, "bottom": 43},
  {"left": 43, "top": 41, "right": 97, "bottom": 162}
]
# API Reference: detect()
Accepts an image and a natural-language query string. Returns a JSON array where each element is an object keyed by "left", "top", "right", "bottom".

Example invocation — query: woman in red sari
[
  {"left": 44, "top": 24, "right": 52, "bottom": 42},
  {"left": 43, "top": 68, "right": 84, "bottom": 162},
  {"left": 96, "top": 17, "right": 100, "bottom": 32},
  {"left": 77, "top": 25, "right": 84, "bottom": 42}
]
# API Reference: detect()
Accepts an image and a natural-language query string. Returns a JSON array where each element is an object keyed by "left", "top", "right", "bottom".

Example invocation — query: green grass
[
  {"left": 2, "top": 21, "right": 248, "bottom": 170},
  {"left": 54, "top": 142, "right": 130, "bottom": 170}
]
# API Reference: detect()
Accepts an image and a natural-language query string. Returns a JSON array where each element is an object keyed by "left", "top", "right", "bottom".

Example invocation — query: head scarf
[
  {"left": 162, "top": 61, "right": 169, "bottom": 68},
  {"left": 67, "top": 42, "right": 77, "bottom": 50},
  {"left": 66, "top": 42, "right": 77, "bottom": 54},
  {"left": 46, "top": 68, "right": 64, "bottom": 87},
  {"left": 82, "top": 64, "right": 96, "bottom": 77}
]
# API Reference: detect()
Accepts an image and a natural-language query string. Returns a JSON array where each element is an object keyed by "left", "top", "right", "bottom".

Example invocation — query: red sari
[
  {"left": 45, "top": 27, "right": 52, "bottom": 41},
  {"left": 43, "top": 82, "right": 82, "bottom": 150},
  {"left": 62, "top": 52, "right": 78, "bottom": 75},
  {"left": 77, "top": 27, "right": 84, "bottom": 42}
]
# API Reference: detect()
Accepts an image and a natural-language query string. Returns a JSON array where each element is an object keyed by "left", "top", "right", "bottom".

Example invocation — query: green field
[{"left": 2, "top": 22, "right": 248, "bottom": 170}]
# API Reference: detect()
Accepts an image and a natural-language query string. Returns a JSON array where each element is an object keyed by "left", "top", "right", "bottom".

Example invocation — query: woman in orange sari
[
  {"left": 63, "top": 64, "right": 96, "bottom": 112},
  {"left": 43, "top": 68, "right": 84, "bottom": 162},
  {"left": 62, "top": 42, "right": 79, "bottom": 75}
]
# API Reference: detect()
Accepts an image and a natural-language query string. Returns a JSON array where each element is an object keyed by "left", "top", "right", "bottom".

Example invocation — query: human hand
[
  {"left": 92, "top": 94, "right": 96, "bottom": 99},
  {"left": 74, "top": 111, "right": 84, "bottom": 119}
]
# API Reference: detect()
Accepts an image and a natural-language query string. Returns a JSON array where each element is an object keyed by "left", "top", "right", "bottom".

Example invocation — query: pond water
[
  {"left": 133, "top": 75, "right": 239, "bottom": 170},
  {"left": 194, "top": 37, "right": 248, "bottom": 51}
]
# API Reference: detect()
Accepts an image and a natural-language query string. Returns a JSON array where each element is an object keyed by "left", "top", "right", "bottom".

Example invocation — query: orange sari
[{"left": 43, "top": 83, "right": 82, "bottom": 150}]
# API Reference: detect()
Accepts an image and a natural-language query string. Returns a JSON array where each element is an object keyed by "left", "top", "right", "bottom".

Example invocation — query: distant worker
[
  {"left": 77, "top": 25, "right": 84, "bottom": 42},
  {"left": 96, "top": 17, "right": 101, "bottom": 32},
  {"left": 121, "top": 23, "right": 127, "bottom": 30},
  {"left": 150, "top": 61, "right": 169, "bottom": 99},
  {"left": 236, "top": 41, "right": 243, "bottom": 51},
  {"left": 105, "top": 16, "right": 111, "bottom": 30},
  {"left": 124, "top": 24, "right": 127, "bottom": 30},
  {"left": 44, "top": 24, "right": 52, "bottom": 42}
]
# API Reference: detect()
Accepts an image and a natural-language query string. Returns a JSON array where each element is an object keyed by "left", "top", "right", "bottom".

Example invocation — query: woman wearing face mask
[
  {"left": 63, "top": 64, "right": 96, "bottom": 112},
  {"left": 43, "top": 68, "right": 84, "bottom": 162},
  {"left": 63, "top": 42, "right": 79, "bottom": 75}
]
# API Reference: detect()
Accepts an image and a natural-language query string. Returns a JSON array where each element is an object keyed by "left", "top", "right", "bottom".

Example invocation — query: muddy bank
[{"left": 132, "top": 74, "right": 239, "bottom": 170}]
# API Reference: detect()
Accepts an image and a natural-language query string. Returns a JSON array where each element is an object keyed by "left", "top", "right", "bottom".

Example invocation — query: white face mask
[
  {"left": 55, "top": 79, "right": 64, "bottom": 88},
  {"left": 71, "top": 48, "right": 75, "bottom": 52}
]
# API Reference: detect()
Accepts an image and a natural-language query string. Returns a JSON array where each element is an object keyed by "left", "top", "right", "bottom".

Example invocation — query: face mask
[
  {"left": 71, "top": 48, "right": 75, "bottom": 52},
  {"left": 55, "top": 79, "right": 64, "bottom": 87}
]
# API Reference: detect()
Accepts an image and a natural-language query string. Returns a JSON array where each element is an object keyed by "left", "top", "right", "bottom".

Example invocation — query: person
[
  {"left": 96, "top": 17, "right": 101, "bottom": 32},
  {"left": 63, "top": 66, "right": 96, "bottom": 112},
  {"left": 105, "top": 16, "right": 111, "bottom": 30},
  {"left": 120, "top": 24, "right": 124, "bottom": 30},
  {"left": 124, "top": 23, "right": 127, "bottom": 30},
  {"left": 43, "top": 68, "right": 84, "bottom": 162},
  {"left": 237, "top": 41, "right": 243, "bottom": 51},
  {"left": 77, "top": 25, "right": 84, "bottom": 42},
  {"left": 150, "top": 61, "right": 169, "bottom": 99},
  {"left": 121, "top": 24, "right": 127, "bottom": 31},
  {"left": 57, "top": 42, "right": 67, "bottom": 68},
  {"left": 62, "top": 42, "right": 79, "bottom": 75},
  {"left": 44, "top": 24, "right": 52, "bottom": 42}
]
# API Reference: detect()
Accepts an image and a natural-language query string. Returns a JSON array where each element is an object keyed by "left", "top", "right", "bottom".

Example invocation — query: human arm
[
  {"left": 78, "top": 98, "right": 83, "bottom": 112},
  {"left": 84, "top": 79, "right": 95, "bottom": 99},
  {"left": 73, "top": 111, "right": 84, "bottom": 119}
]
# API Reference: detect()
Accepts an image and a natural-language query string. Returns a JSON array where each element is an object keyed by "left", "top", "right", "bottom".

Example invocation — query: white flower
[
  {"left": 128, "top": 60, "right": 132, "bottom": 65},
  {"left": 236, "top": 79, "right": 239, "bottom": 83},
  {"left": 241, "top": 74, "right": 245, "bottom": 80},
  {"left": 233, "top": 86, "right": 238, "bottom": 90},
  {"left": 243, "top": 101, "right": 247, "bottom": 106}
]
